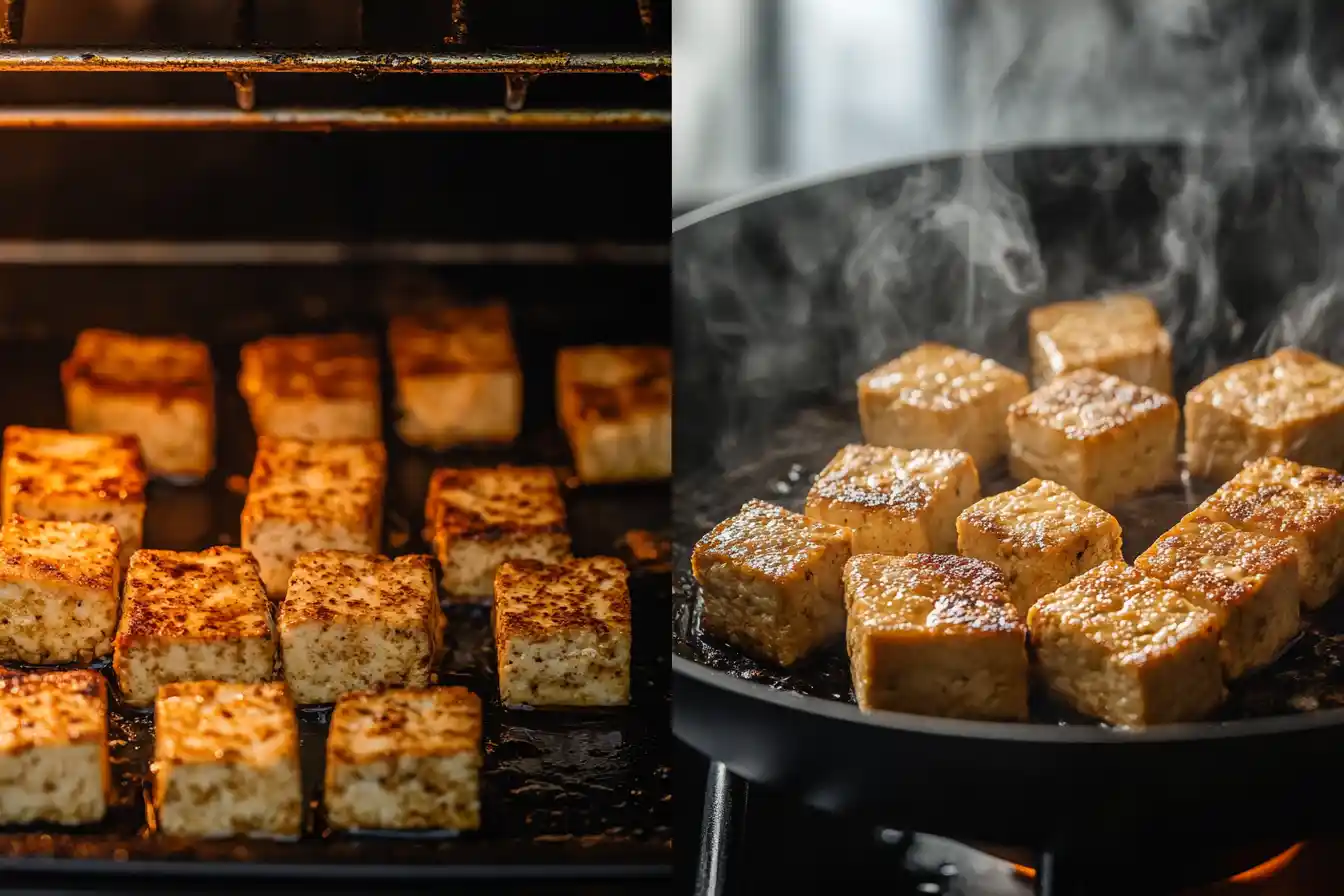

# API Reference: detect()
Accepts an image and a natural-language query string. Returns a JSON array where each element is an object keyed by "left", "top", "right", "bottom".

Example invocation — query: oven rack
[{"left": 0, "top": 0, "right": 670, "bottom": 131}]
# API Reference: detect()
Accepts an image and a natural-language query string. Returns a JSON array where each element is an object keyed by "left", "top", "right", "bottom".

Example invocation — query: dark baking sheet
[{"left": 0, "top": 290, "right": 672, "bottom": 878}]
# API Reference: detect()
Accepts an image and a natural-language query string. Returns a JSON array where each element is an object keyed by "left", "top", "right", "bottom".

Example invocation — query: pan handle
[{"left": 697, "top": 760, "right": 746, "bottom": 896}]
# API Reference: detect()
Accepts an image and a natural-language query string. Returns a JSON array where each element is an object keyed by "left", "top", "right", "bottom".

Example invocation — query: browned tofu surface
[
  {"left": 2, "top": 425, "right": 147, "bottom": 569},
  {"left": 1184, "top": 456, "right": 1344, "bottom": 609},
  {"left": 238, "top": 333, "right": 381, "bottom": 441},
  {"left": 1027, "top": 561, "right": 1225, "bottom": 727},
  {"left": 805, "top": 445, "right": 980, "bottom": 555},
  {"left": 1007, "top": 368, "right": 1179, "bottom": 508},
  {"left": 956, "top": 478, "right": 1123, "bottom": 615},
  {"left": 844, "top": 553, "right": 1027, "bottom": 719},
  {"left": 555, "top": 345, "right": 671, "bottom": 483},
  {"left": 60, "top": 328, "right": 215, "bottom": 479},
  {"left": 692, "top": 498, "right": 852, "bottom": 666},
  {"left": 1136, "top": 520, "right": 1300, "bottom": 678},
  {"left": 1185, "top": 348, "right": 1344, "bottom": 483},
  {"left": 325, "top": 686, "right": 483, "bottom": 831},
  {"left": 389, "top": 303, "right": 523, "bottom": 448},
  {"left": 1027, "top": 294, "right": 1172, "bottom": 392},
  {"left": 856, "top": 342, "right": 1028, "bottom": 469}
]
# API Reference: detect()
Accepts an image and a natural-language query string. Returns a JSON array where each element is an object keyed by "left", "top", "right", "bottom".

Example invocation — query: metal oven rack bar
[{"left": 0, "top": 0, "right": 670, "bottom": 131}]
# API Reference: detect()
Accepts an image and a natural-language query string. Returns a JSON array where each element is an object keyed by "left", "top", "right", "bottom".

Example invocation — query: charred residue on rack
[{"left": 0, "top": 0, "right": 24, "bottom": 45}]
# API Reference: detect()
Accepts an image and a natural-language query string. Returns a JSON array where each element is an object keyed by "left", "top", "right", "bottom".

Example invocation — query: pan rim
[{"left": 673, "top": 653, "right": 1344, "bottom": 742}]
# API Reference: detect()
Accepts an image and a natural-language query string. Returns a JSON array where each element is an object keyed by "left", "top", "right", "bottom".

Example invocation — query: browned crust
[
  {"left": 60, "top": 328, "right": 213, "bottom": 404},
  {"left": 846, "top": 553, "right": 1022, "bottom": 637},
  {"left": 492, "top": 556, "right": 631, "bottom": 671},
  {"left": 114, "top": 547, "right": 271, "bottom": 647},
  {"left": 0, "top": 514, "right": 120, "bottom": 594},
  {"left": 388, "top": 303, "right": 519, "bottom": 377},
  {"left": 239, "top": 333, "right": 380, "bottom": 401},
  {"left": 423, "top": 465, "right": 568, "bottom": 540},
  {"left": 241, "top": 437, "right": 387, "bottom": 530},
  {"left": 0, "top": 668, "right": 105, "bottom": 703},
  {"left": 3, "top": 426, "right": 148, "bottom": 503},
  {"left": 1007, "top": 367, "right": 1178, "bottom": 439},
  {"left": 556, "top": 346, "right": 671, "bottom": 426},
  {"left": 327, "top": 686, "right": 481, "bottom": 764},
  {"left": 1192, "top": 458, "right": 1344, "bottom": 536}
]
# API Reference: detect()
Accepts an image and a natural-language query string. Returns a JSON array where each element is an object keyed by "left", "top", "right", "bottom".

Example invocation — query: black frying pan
[{"left": 671, "top": 143, "right": 1344, "bottom": 882}]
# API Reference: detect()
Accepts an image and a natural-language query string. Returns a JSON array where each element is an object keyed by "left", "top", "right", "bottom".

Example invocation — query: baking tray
[{"left": 0, "top": 284, "right": 672, "bottom": 880}]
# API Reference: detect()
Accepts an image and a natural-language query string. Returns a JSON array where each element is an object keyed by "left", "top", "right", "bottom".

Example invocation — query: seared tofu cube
[
  {"left": 424, "top": 465, "right": 572, "bottom": 601},
  {"left": 2, "top": 425, "right": 147, "bottom": 570},
  {"left": 0, "top": 670, "right": 109, "bottom": 826},
  {"left": 1136, "top": 520, "right": 1300, "bottom": 678},
  {"left": 238, "top": 333, "right": 381, "bottom": 441},
  {"left": 1007, "top": 368, "right": 1179, "bottom": 508},
  {"left": 112, "top": 548, "right": 276, "bottom": 707},
  {"left": 278, "top": 551, "right": 444, "bottom": 705},
  {"left": 325, "top": 687, "right": 482, "bottom": 831},
  {"left": 692, "top": 499, "right": 853, "bottom": 666},
  {"left": 556, "top": 345, "right": 671, "bottom": 484},
  {"left": 389, "top": 304, "right": 522, "bottom": 448},
  {"left": 805, "top": 445, "right": 980, "bottom": 555},
  {"left": 1027, "top": 561, "right": 1224, "bottom": 726},
  {"left": 956, "top": 478, "right": 1123, "bottom": 615},
  {"left": 0, "top": 515, "right": 120, "bottom": 664},
  {"left": 857, "top": 343, "right": 1028, "bottom": 469},
  {"left": 844, "top": 553, "right": 1027, "bottom": 719},
  {"left": 152, "top": 680, "right": 303, "bottom": 838},
  {"left": 61, "top": 328, "right": 215, "bottom": 480},
  {"left": 240, "top": 437, "right": 386, "bottom": 598},
  {"left": 1184, "top": 456, "right": 1344, "bottom": 609},
  {"left": 493, "top": 556, "right": 631, "bottom": 707},
  {"left": 1185, "top": 348, "right": 1344, "bottom": 483},
  {"left": 1027, "top": 294, "right": 1172, "bottom": 392}
]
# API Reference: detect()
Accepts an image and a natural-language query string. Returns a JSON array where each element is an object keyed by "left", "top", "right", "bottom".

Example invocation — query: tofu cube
[
  {"left": 152, "top": 680, "right": 303, "bottom": 838},
  {"left": 0, "top": 515, "right": 121, "bottom": 664},
  {"left": 325, "top": 687, "right": 482, "bottom": 831},
  {"left": 1183, "top": 456, "right": 1344, "bottom": 609},
  {"left": 238, "top": 333, "right": 381, "bottom": 441},
  {"left": 240, "top": 437, "right": 386, "bottom": 598},
  {"left": 556, "top": 345, "right": 671, "bottom": 484},
  {"left": 1027, "top": 561, "right": 1224, "bottom": 726},
  {"left": 692, "top": 499, "right": 853, "bottom": 667},
  {"left": 112, "top": 548, "right": 277, "bottom": 707},
  {"left": 278, "top": 551, "right": 444, "bottom": 705},
  {"left": 0, "top": 670, "right": 109, "bottom": 826},
  {"left": 424, "top": 465, "right": 572, "bottom": 601},
  {"left": 956, "top": 478, "right": 1123, "bottom": 615},
  {"left": 844, "top": 553, "right": 1028, "bottom": 719},
  {"left": 1185, "top": 348, "right": 1344, "bottom": 483},
  {"left": 1136, "top": 520, "right": 1300, "bottom": 678},
  {"left": 493, "top": 556, "right": 632, "bottom": 707},
  {"left": 857, "top": 343, "right": 1029, "bottom": 469},
  {"left": 389, "top": 304, "right": 522, "bottom": 448},
  {"left": 1007, "top": 368, "right": 1179, "bottom": 508},
  {"left": 61, "top": 328, "right": 215, "bottom": 480},
  {"left": 805, "top": 445, "right": 980, "bottom": 555},
  {"left": 2, "top": 425, "right": 147, "bottom": 570},
  {"left": 1027, "top": 294, "right": 1172, "bottom": 392}
]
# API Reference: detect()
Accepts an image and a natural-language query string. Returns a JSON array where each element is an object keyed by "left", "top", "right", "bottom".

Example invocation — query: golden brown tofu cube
[
  {"left": 956, "top": 478, "right": 1123, "bottom": 615},
  {"left": 112, "top": 548, "right": 277, "bottom": 707},
  {"left": 493, "top": 556, "right": 631, "bottom": 707},
  {"left": 844, "top": 553, "right": 1028, "bottom": 719},
  {"left": 692, "top": 499, "right": 853, "bottom": 667},
  {"left": 1185, "top": 348, "right": 1344, "bottom": 483},
  {"left": 556, "top": 345, "right": 671, "bottom": 484},
  {"left": 805, "top": 445, "right": 980, "bottom": 555},
  {"left": 61, "top": 328, "right": 215, "bottom": 481},
  {"left": 1136, "top": 520, "right": 1300, "bottom": 679},
  {"left": 1007, "top": 368, "right": 1179, "bottom": 508},
  {"left": 238, "top": 333, "right": 380, "bottom": 441},
  {"left": 857, "top": 343, "right": 1028, "bottom": 469},
  {"left": 0, "top": 515, "right": 120, "bottom": 664},
  {"left": 152, "top": 680, "right": 303, "bottom": 839},
  {"left": 325, "top": 687, "right": 482, "bottom": 831},
  {"left": 389, "top": 304, "right": 522, "bottom": 449},
  {"left": 0, "top": 670, "right": 109, "bottom": 826},
  {"left": 1184, "top": 456, "right": 1344, "bottom": 609},
  {"left": 1027, "top": 294, "right": 1172, "bottom": 392},
  {"left": 424, "top": 465, "right": 572, "bottom": 602},
  {"left": 240, "top": 437, "right": 387, "bottom": 598},
  {"left": 1, "top": 425, "right": 147, "bottom": 570},
  {"left": 1027, "top": 561, "right": 1224, "bottom": 727},
  {"left": 278, "top": 551, "right": 444, "bottom": 705}
]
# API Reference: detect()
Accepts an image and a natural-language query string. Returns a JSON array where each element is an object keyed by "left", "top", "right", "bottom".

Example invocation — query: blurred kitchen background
[{"left": 673, "top": 0, "right": 1344, "bottom": 215}]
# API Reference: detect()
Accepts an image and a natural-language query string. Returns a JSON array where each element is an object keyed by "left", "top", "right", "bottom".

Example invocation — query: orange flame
[{"left": 1006, "top": 843, "right": 1303, "bottom": 885}]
